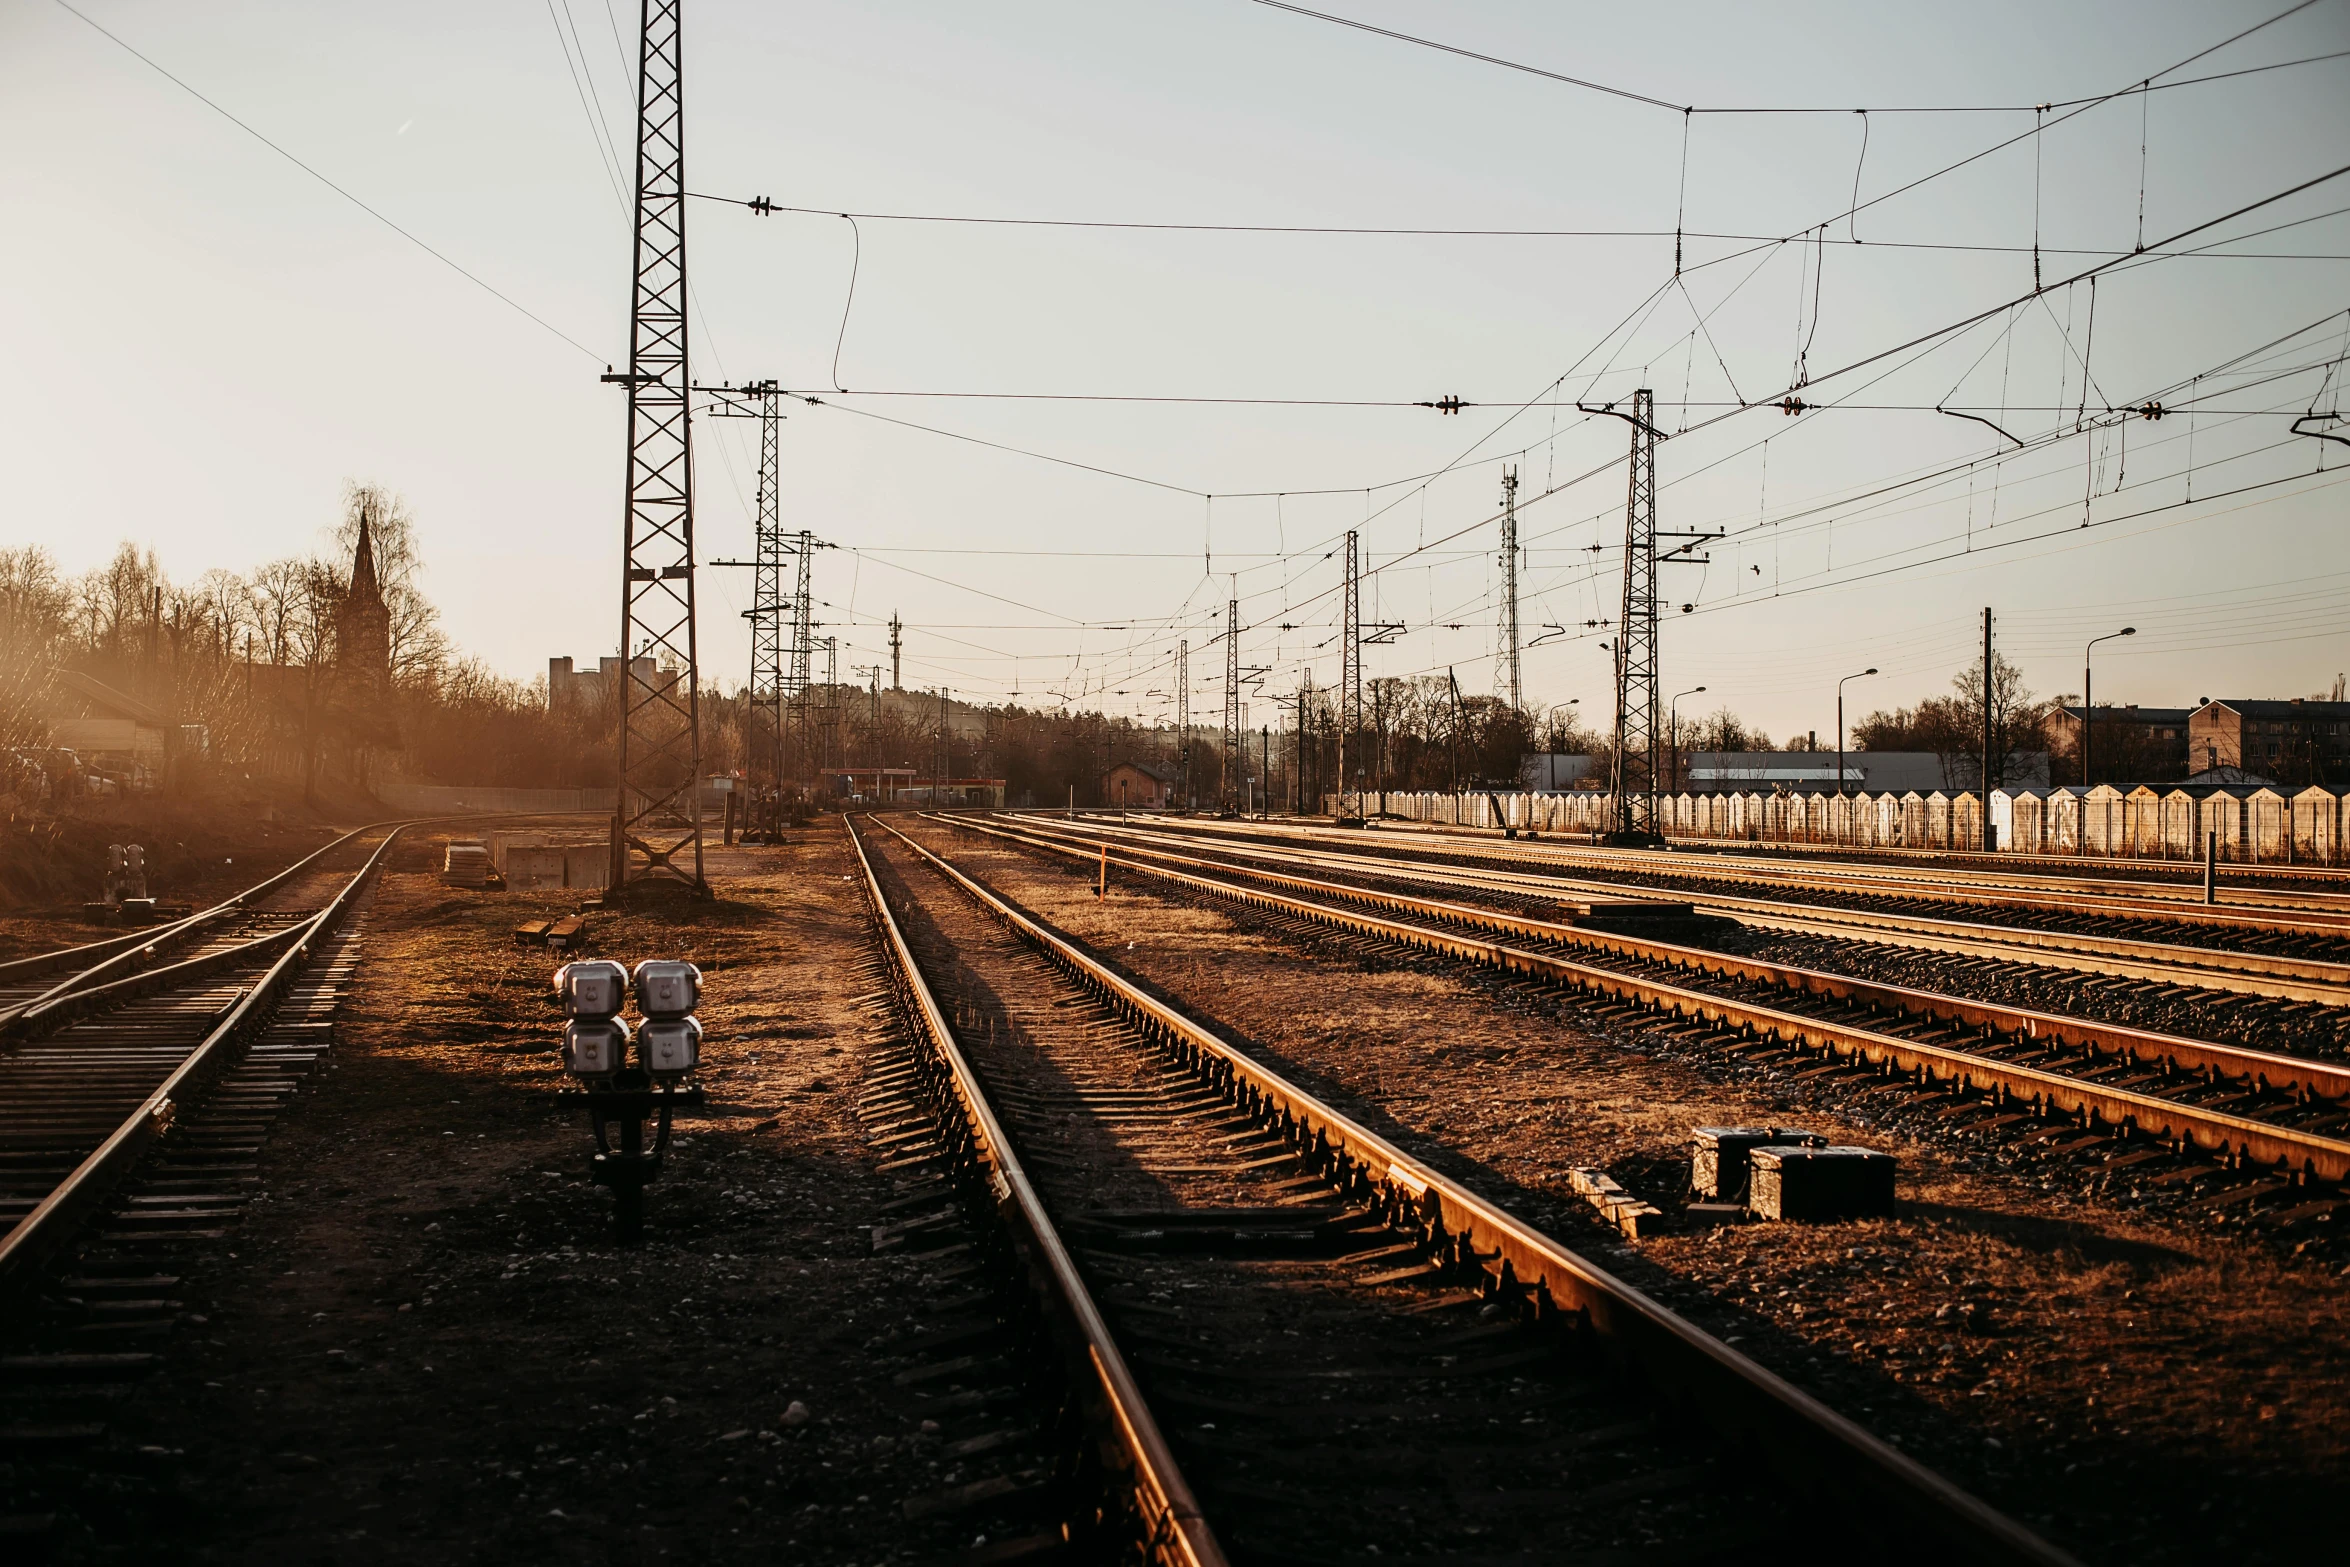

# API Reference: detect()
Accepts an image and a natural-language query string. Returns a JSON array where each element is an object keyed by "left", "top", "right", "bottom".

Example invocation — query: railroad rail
[
  {"left": 850, "top": 814, "right": 2076, "bottom": 1565},
  {"left": 1658, "top": 833, "right": 2350, "bottom": 891},
  {"left": 1348, "top": 816, "right": 2350, "bottom": 913},
  {"left": 943, "top": 814, "right": 2350, "bottom": 1203},
  {"left": 0, "top": 822, "right": 402, "bottom": 1036},
  {"left": 0, "top": 824, "right": 407, "bottom": 1296},
  {"left": 1067, "top": 814, "right": 2350, "bottom": 965},
  {"left": 1036, "top": 816, "right": 2350, "bottom": 1010}
]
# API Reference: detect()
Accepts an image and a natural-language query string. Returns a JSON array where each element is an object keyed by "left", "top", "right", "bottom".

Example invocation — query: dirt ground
[
  {"left": 895, "top": 817, "right": 2350, "bottom": 1567},
  {"left": 77, "top": 824, "right": 995, "bottom": 1565},
  {"left": 59, "top": 811, "right": 2350, "bottom": 1565}
]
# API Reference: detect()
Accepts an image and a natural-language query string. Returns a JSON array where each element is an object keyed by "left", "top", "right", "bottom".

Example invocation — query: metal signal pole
[
  {"left": 1501, "top": 466, "right": 1521, "bottom": 714},
  {"left": 603, "top": 0, "right": 705, "bottom": 892},
  {"left": 1223, "top": 597, "right": 1242, "bottom": 813},
  {"left": 1341, "top": 530, "right": 1361, "bottom": 819}
]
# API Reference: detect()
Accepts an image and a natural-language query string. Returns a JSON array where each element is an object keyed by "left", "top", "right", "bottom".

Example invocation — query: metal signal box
[
  {"left": 565, "top": 1016, "right": 631, "bottom": 1077},
  {"left": 632, "top": 959, "right": 701, "bottom": 1018},
  {"left": 638, "top": 1014, "right": 702, "bottom": 1077},
  {"left": 555, "top": 960, "right": 630, "bottom": 1018}
]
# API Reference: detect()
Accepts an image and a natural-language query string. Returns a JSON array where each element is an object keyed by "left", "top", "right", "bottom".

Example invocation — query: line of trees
[
  {"left": 1850, "top": 651, "right": 2059, "bottom": 788},
  {"left": 0, "top": 475, "right": 2080, "bottom": 820},
  {"left": 0, "top": 484, "right": 609, "bottom": 809}
]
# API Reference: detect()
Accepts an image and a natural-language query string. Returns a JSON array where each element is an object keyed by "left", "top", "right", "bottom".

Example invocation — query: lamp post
[
  {"left": 1669, "top": 686, "right": 1706, "bottom": 794},
  {"left": 1836, "top": 667, "right": 1879, "bottom": 797},
  {"left": 2083, "top": 627, "right": 2136, "bottom": 787}
]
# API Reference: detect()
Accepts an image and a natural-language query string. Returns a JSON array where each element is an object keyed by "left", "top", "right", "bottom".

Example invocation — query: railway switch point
[
  {"left": 1750, "top": 1145, "right": 1898, "bottom": 1222},
  {"left": 1691, "top": 1126, "right": 1828, "bottom": 1202}
]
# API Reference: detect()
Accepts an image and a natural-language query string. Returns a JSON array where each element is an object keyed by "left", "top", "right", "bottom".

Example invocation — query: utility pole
[
  {"left": 936, "top": 687, "right": 950, "bottom": 804},
  {"left": 1341, "top": 529, "right": 1361, "bottom": 819},
  {"left": 702, "top": 380, "right": 783, "bottom": 831},
  {"left": 1577, "top": 388, "right": 1715, "bottom": 846},
  {"left": 601, "top": 0, "right": 705, "bottom": 893},
  {"left": 888, "top": 612, "right": 902, "bottom": 691},
  {"left": 1609, "top": 390, "right": 1662, "bottom": 844},
  {"left": 786, "top": 527, "right": 814, "bottom": 784},
  {"left": 1296, "top": 681, "right": 1307, "bottom": 815},
  {"left": 1176, "top": 638, "right": 1190, "bottom": 809},
  {"left": 1223, "top": 597, "right": 1242, "bottom": 813},
  {"left": 1982, "top": 606, "right": 1996, "bottom": 850},
  {"left": 1501, "top": 466, "right": 1521, "bottom": 714},
  {"left": 823, "top": 635, "right": 838, "bottom": 771}
]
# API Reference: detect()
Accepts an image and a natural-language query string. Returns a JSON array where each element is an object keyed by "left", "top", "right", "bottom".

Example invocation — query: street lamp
[
  {"left": 1836, "top": 668, "right": 1879, "bottom": 797},
  {"left": 2083, "top": 628, "right": 2136, "bottom": 786},
  {"left": 1669, "top": 686, "right": 1706, "bottom": 794}
]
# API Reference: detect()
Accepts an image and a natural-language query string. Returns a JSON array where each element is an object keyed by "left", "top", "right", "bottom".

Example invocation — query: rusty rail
[
  {"left": 0, "top": 825, "right": 406, "bottom": 1296},
  {"left": 948, "top": 814, "right": 2350, "bottom": 1186},
  {"left": 870, "top": 816, "right": 2080, "bottom": 1566},
  {"left": 846, "top": 817, "right": 1224, "bottom": 1567},
  {"left": 1106, "top": 813, "right": 2350, "bottom": 938},
  {"left": 0, "top": 820, "right": 406, "bottom": 1035},
  {"left": 1042, "top": 816, "right": 2350, "bottom": 1004}
]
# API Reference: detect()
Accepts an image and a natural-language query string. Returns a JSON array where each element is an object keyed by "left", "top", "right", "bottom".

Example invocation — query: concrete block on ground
[{"left": 1749, "top": 1146, "right": 1897, "bottom": 1222}]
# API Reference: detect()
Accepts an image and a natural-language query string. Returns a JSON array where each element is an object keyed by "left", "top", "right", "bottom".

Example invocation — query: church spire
[{"left": 349, "top": 502, "right": 383, "bottom": 612}]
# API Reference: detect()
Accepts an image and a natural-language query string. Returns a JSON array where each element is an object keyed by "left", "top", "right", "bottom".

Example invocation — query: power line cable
[
  {"left": 52, "top": 0, "right": 608, "bottom": 363},
  {"left": 1245, "top": 0, "right": 2339, "bottom": 113}
]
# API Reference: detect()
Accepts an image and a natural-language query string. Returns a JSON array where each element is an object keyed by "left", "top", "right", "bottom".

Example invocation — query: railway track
[
  {"left": 1073, "top": 815, "right": 2350, "bottom": 969},
  {"left": 1654, "top": 835, "right": 2350, "bottom": 893},
  {"left": 1028, "top": 819, "right": 2350, "bottom": 1035},
  {"left": 0, "top": 823, "right": 405, "bottom": 1545},
  {"left": 848, "top": 814, "right": 2077, "bottom": 1565},
  {"left": 943, "top": 813, "right": 2350, "bottom": 1227}
]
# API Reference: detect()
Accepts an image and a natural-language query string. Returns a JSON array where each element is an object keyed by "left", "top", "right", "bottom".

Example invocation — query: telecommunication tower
[
  {"left": 1500, "top": 466, "right": 1522, "bottom": 714},
  {"left": 888, "top": 611, "right": 902, "bottom": 691},
  {"left": 602, "top": 0, "right": 705, "bottom": 891}
]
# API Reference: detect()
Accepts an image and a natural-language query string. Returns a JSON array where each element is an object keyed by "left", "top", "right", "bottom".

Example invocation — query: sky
[{"left": 4, "top": 0, "right": 2346, "bottom": 746}]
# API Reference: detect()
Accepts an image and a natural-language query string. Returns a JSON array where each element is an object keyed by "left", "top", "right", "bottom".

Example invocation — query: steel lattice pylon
[
  {"left": 1609, "top": 388, "right": 1662, "bottom": 839},
  {"left": 1176, "top": 638, "right": 1189, "bottom": 808},
  {"left": 1500, "top": 466, "right": 1521, "bottom": 714},
  {"left": 608, "top": 0, "right": 705, "bottom": 890},
  {"left": 749, "top": 387, "right": 785, "bottom": 817},
  {"left": 1222, "top": 598, "right": 1241, "bottom": 812},
  {"left": 786, "top": 528, "right": 813, "bottom": 779},
  {"left": 1340, "top": 529, "right": 1361, "bottom": 817}
]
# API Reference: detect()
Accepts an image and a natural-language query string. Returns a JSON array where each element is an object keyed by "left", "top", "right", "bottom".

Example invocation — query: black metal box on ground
[
  {"left": 1690, "top": 1126, "right": 1827, "bottom": 1201},
  {"left": 1749, "top": 1146, "right": 1897, "bottom": 1221}
]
